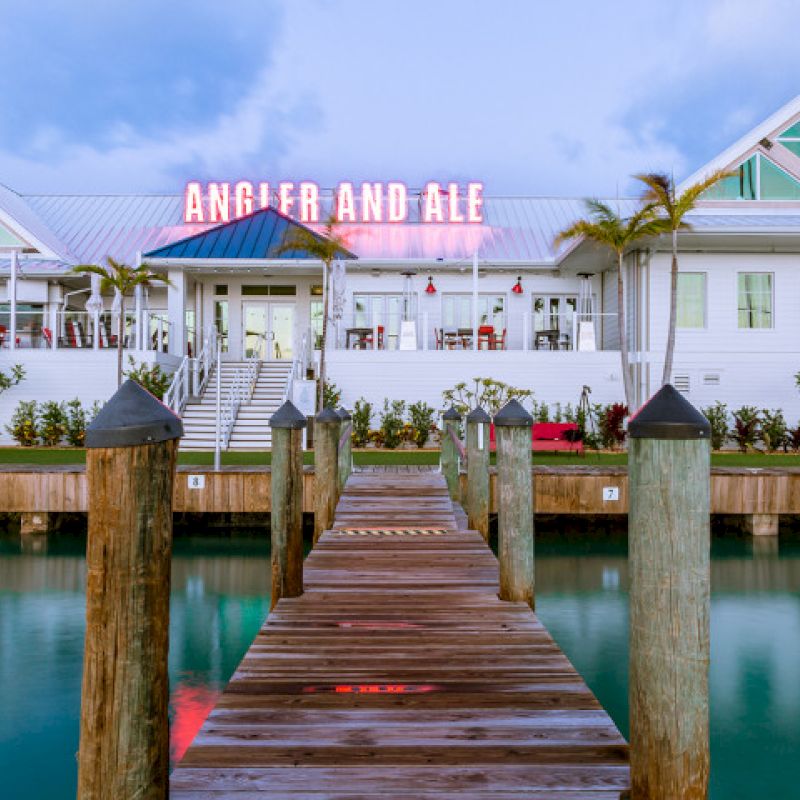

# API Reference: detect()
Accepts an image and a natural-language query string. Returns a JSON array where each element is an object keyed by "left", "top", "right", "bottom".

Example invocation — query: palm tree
[
  {"left": 634, "top": 170, "right": 731, "bottom": 386},
  {"left": 555, "top": 200, "right": 665, "bottom": 408},
  {"left": 73, "top": 257, "right": 171, "bottom": 387},
  {"left": 277, "top": 215, "right": 353, "bottom": 410}
]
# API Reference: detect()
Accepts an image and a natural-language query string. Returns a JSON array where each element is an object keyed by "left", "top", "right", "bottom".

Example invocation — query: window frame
[
  {"left": 675, "top": 272, "right": 707, "bottom": 330},
  {"left": 736, "top": 271, "right": 774, "bottom": 330}
]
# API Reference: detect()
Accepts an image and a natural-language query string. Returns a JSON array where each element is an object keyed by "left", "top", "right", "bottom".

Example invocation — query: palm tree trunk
[
  {"left": 662, "top": 228, "right": 679, "bottom": 385},
  {"left": 617, "top": 252, "right": 634, "bottom": 409},
  {"left": 317, "top": 262, "right": 329, "bottom": 411},
  {"left": 117, "top": 298, "right": 125, "bottom": 388}
]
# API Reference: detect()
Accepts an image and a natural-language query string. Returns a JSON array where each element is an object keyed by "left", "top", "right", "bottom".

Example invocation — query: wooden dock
[{"left": 170, "top": 470, "right": 630, "bottom": 797}]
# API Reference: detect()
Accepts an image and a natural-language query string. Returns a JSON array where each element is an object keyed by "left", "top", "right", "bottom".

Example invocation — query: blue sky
[{"left": 1, "top": 0, "right": 799, "bottom": 196}]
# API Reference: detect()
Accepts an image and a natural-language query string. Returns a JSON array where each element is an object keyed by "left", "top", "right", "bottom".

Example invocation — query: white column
[
  {"left": 134, "top": 284, "right": 143, "bottom": 350},
  {"left": 167, "top": 267, "right": 186, "bottom": 357},
  {"left": 522, "top": 311, "right": 529, "bottom": 352},
  {"left": 49, "top": 302, "right": 58, "bottom": 350},
  {"left": 9, "top": 250, "right": 17, "bottom": 351},
  {"left": 194, "top": 279, "right": 203, "bottom": 354},
  {"left": 471, "top": 251, "right": 479, "bottom": 351}
]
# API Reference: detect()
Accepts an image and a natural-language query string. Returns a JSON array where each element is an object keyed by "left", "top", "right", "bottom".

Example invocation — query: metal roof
[{"left": 144, "top": 205, "right": 356, "bottom": 260}]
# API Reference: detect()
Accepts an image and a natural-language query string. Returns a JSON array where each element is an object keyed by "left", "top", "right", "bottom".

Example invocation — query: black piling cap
[
  {"left": 494, "top": 398, "right": 534, "bottom": 427},
  {"left": 443, "top": 406, "right": 462, "bottom": 421},
  {"left": 270, "top": 400, "right": 307, "bottom": 429},
  {"left": 466, "top": 405, "right": 491, "bottom": 424},
  {"left": 337, "top": 407, "right": 352, "bottom": 421},
  {"left": 86, "top": 379, "right": 183, "bottom": 448},
  {"left": 316, "top": 405, "right": 342, "bottom": 424},
  {"left": 628, "top": 384, "right": 711, "bottom": 440}
]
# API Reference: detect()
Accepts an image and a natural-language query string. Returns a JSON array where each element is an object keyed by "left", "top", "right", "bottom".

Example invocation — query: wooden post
[
  {"left": 441, "top": 406, "right": 462, "bottom": 501},
  {"left": 269, "top": 401, "right": 307, "bottom": 611},
  {"left": 77, "top": 380, "right": 182, "bottom": 800},
  {"left": 465, "top": 405, "right": 491, "bottom": 541},
  {"left": 494, "top": 399, "right": 534, "bottom": 608},
  {"left": 337, "top": 407, "right": 352, "bottom": 494},
  {"left": 314, "top": 406, "right": 340, "bottom": 543},
  {"left": 628, "top": 384, "right": 711, "bottom": 800}
]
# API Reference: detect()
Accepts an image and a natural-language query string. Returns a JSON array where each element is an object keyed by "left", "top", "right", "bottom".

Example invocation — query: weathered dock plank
[{"left": 170, "top": 471, "right": 630, "bottom": 797}]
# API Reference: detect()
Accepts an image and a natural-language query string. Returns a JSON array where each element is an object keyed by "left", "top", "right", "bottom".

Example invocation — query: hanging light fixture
[
  {"left": 425, "top": 276, "right": 437, "bottom": 294},
  {"left": 511, "top": 276, "right": 523, "bottom": 295}
]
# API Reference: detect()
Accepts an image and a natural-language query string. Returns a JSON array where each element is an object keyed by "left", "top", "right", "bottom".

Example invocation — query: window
[
  {"left": 703, "top": 153, "right": 800, "bottom": 201},
  {"left": 310, "top": 300, "right": 323, "bottom": 348},
  {"left": 214, "top": 284, "right": 228, "bottom": 296},
  {"left": 532, "top": 295, "right": 577, "bottom": 331},
  {"left": 737, "top": 273, "right": 773, "bottom": 329},
  {"left": 676, "top": 273, "right": 705, "bottom": 328},
  {"left": 352, "top": 294, "right": 417, "bottom": 343},
  {"left": 704, "top": 156, "right": 757, "bottom": 200},
  {"left": 214, "top": 300, "right": 229, "bottom": 351},
  {"left": 242, "top": 285, "right": 296, "bottom": 296},
  {"left": 442, "top": 294, "right": 505, "bottom": 329}
]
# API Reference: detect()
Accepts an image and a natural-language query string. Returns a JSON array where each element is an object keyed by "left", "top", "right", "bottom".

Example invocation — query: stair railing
[
  {"left": 219, "top": 341, "right": 262, "bottom": 450},
  {"left": 163, "top": 356, "right": 191, "bottom": 414},
  {"left": 193, "top": 326, "right": 219, "bottom": 397},
  {"left": 283, "top": 331, "right": 309, "bottom": 404}
]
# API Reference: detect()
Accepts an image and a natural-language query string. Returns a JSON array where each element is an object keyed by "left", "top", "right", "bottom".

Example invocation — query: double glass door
[{"left": 242, "top": 302, "right": 294, "bottom": 359}]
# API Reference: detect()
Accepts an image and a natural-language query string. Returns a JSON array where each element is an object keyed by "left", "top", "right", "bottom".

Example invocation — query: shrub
[
  {"left": 322, "top": 380, "right": 342, "bottom": 409},
  {"left": 7, "top": 401, "right": 39, "bottom": 446},
  {"left": 552, "top": 402, "right": 563, "bottom": 423},
  {"left": 65, "top": 399, "right": 89, "bottom": 447},
  {"left": 352, "top": 398, "right": 372, "bottom": 447},
  {"left": 701, "top": 402, "right": 729, "bottom": 451},
  {"left": 442, "top": 378, "right": 533, "bottom": 416},
  {"left": 379, "top": 400, "right": 406, "bottom": 449},
  {"left": 731, "top": 406, "right": 760, "bottom": 452},
  {"left": 535, "top": 402, "right": 550, "bottom": 423},
  {"left": 408, "top": 401, "right": 437, "bottom": 448},
  {"left": 38, "top": 401, "right": 67, "bottom": 446},
  {"left": 595, "top": 403, "right": 628, "bottom": 450},
  {"left": 0, "top": 364, "right": 25, "bottom": 394},
  {"left": 787, "top": 426, "right": 800, "bottom": 452},
  {"left": 124, "top": 357, "right": 172, "bottom": 400},
  {"left": 760, "top": 409, "right": 787, "bottom": 453}
]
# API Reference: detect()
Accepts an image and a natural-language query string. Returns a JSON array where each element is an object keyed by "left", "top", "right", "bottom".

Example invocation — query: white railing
[
  {"left": 164, "top": 356, "right": 191, "bottom": 413},
  {"left": 192, "top": 327, "right": 219, "bottom": 397},
  {"left": 283, "top": 330, "right": 309, "bottom": 404},
  {"left": 164, "top": 326, "right": 219, "bottom": 414},
  {"left": 220, "top": 356, "right": 259, "bottom": 449}
]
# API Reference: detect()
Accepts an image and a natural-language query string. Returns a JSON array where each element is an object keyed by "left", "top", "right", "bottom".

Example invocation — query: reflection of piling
[
  {"left": 465, "top": 406, "right": 491, "bottom": 542},
  {"left": 628, "top": 384, "right": 711, "bottom": 800},
  {"left": 269, "top": 401, "right": 307, "bottom": 610},
  {"left": 494, "top": 399, "right": 534, "bottom": 608},
  {"left": 77, "top": 380, "right": 182, "bottom": 800},
  {"left": 314, "top": 406, "right": 341, "bottom": 543},
  {"left": 441, "top": 406, "right": 462, "bottom": 501},
  {"left": 337, "top": 407, "right": 353, "bottom": 494}
]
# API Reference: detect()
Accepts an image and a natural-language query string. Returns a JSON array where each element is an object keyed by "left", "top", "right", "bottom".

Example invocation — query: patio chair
[
  {"left": 478, "top": 325, "right": 495, "bottom": 350},
  {"left": 363, "top": 325, "right": 384, "bottom": 349},
  {"left": 494, "top": 328, "right": 507, "bottom": 350},
  {"left": 0, "top": 325, "right": 18, "bottom": 348},
  {"left": 435, "top": 328, "right": 444, "bottom": 350},
  {"left": 42, "top": 328, "right": 53, "bottom": 348}
]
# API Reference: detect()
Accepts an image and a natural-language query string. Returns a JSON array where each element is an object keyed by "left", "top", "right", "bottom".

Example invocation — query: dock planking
[{"left": 171, "top": 471, "right": 630, "bottom": 798}]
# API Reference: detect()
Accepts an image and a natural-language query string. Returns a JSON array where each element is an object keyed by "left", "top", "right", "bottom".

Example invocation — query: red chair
[
  {"left": 42, "top": 328, "right": 53, "bottom": 348},
  {"left": 477, "top": 325, "right": 494, "bottom": 350},
  {"left": 494, "top": 328, "right": 507, "bottom": 350},
  {"left": 363, "top": 325, "right": 385, "bottom": 349},
  {"left": 0, "top": 324, "right": 20, "bottom": 347}
]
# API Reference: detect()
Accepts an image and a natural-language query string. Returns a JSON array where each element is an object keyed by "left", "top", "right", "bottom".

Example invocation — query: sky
[{"left": 1, "top": 0, "right": 799, "bottom": 197}]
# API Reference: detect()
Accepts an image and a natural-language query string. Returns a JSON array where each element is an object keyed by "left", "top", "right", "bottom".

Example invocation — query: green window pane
[
  {"left": 759, "top": 157, "right": 800, "bottom": 200},
  {"left": 737, "top": 273, "right": 773, "bottom": 329},
  {"left": 677, "top": 273, "right": 705, "bottom": 328},
  {"left": 703, "top": 156, "right": 757, "bottom": 200},
  {"left": 778, "top": 121, "right": 800, "bottom": 138},
  {"left": 242, "top": 285, "right": 270, "bottom": 296},
  {"left": 779, "top": 141, "right": 800, "bottom": 158},
  {"left": 0, "top": 223, "right": 26, "bottom": 248}
]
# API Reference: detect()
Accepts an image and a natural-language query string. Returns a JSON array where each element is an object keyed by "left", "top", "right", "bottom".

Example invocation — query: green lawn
[{"left": 2, "top": 447, "right": 800, "bottom": 468}]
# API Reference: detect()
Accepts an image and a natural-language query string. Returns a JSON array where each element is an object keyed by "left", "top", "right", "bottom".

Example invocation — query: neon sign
[{"left": 183, "top": 180, "right": 484, "bottom": 225}]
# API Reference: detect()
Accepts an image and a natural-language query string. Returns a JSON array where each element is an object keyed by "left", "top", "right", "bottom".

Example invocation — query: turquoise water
[{"left": 0, "top": 530, "right": 798, "bottom": 799}]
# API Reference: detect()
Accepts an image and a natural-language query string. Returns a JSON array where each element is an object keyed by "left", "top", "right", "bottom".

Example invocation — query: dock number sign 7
[{"left": 188, "top": 475, "right": 206, "bottom": 490}]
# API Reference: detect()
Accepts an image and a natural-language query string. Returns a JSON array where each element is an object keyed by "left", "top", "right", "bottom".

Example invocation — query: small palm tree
[
  {"left": 555, "top": 200, "right": 665, "bottom": 408},
  {"left": 634, "top": 170, "right": 731, "bottom": 386},
  {"left": 277, "top": 215, "right": 353, "bottom": 410},
  {"left": 73, "top": 256, "right": 171, "bottom": 387}
]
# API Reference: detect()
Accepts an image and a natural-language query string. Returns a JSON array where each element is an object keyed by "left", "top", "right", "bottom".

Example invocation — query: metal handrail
[
  {"left": 283, "top": 331, "right": 309, "bottom": 404},
  {"left": 193, "top": 326, "right": 218, "bottom": 396},
  {"left": 219, "top": 339, "right": 261, "bottom": 450},
  {"left": 163, "top": 356, "right": 190, "bottom": 413}
]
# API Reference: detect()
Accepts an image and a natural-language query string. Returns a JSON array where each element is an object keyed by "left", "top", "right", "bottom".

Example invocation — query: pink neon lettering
[
  {"left": 336, "top": 182, "right": 356, "bottom": 222},
  {"left": 208, "top": 182, "right": 230, "bottom": 223},
  {"left": 184, "top": 182, "right": 204, "bottom": 223},
  {"left": 234, "top": 181, "right": 254, "bottom": 218},
  {"left": 387, "top": 182, "right": 407, "bottom": 222},
  {"left": 361, "top": 182, "right": 383, "bottom": 222},
  {"left": 448, "top": 183, "right": 464, "bottom": 223},
  {"left": 259, "top": 182, "right": 270, "bottom": 210},
  {"left": 467, "top": 182, "right": 484, "bottom": 223},
  {"left": 423, "top": 182, "right": 444, "bottom": 223},
  {"left": 299, "top": 182, "right": 320, "bottom": 223},
  {"left": 278, "top": 182, "right": 294, "bottom": 216}
]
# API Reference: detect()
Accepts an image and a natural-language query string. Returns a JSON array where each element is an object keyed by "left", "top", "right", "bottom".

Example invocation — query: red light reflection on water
[{"left": 169, "top": 683, "right": 220, "bottom": 763}]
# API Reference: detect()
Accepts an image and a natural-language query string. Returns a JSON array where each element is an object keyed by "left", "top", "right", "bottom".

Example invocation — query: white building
[{"left": 3, "top": 97, "right": 800, "bottom": 446}]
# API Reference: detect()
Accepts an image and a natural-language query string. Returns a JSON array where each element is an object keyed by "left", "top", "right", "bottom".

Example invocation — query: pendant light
[
  {"left": 425, "top": 276, "right": 437, "bottom": 294},
  {"left": 511, "top": 276, "right": 523, "bottom": 295}
]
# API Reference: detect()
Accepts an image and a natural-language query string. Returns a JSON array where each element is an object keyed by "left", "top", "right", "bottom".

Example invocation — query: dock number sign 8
[
  {"left": 602, "top": 486, "right": 619, "bottom": 502},
  {"left": 188, "top": 475, "right": 206, "bottom": 490}
]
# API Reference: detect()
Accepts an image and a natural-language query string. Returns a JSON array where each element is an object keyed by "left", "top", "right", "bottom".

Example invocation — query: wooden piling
[
  {"left": 441, "top": 406, "right": 462, "bottom": 501},
  {"left": 628, "top": 384, "right": 711, "bottom": 800},
  {"left": 465, "top": 405, "right": 491, "bottom": 541},
  {"left": 269, "top": 401, "right": 307, "bottom": 610},
  {"left": 313, "top": 406, "right": 340, "bottom": 543},
  {"left": 77, "top": 380, "right": 182, "bottom": 800},
  {"left": 337, "top": 407, "right": 353, "bottom": 494},
  {"left": 494, "top": 398, "right": 534, "bottom": 608}
]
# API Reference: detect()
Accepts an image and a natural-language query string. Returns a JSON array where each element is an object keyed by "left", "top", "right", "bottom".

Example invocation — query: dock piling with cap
[
  {"left": 313, "top": 406, "right": 341, "bottom": 544},
  {"left": 494, "top": 398, "right": 535, "bottom": 608},
  {"left": 465, "top": 405, "right": 491, "bottom": 541},
  {"left": 628, "top": 384, "right": 711, "bottom": 800},
  {"left": 76, "top": 380, "right": 182, "bottom": 800},
  {"left": 440, "top": 406, "right": 462, "bottom": 501},
  {"left": 269, "top": 400, "right": 307, "bottom": 610}
]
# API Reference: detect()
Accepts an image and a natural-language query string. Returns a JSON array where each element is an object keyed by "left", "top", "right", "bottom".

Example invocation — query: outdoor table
[
  {"left": 346, "top": 327, "right": 373, "bottom": 349},
  {"left": 534, "top": 329, "right": 560, "bottom": 350}
]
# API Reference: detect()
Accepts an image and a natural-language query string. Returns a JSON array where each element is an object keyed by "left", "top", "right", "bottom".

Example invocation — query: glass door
[
  {"left": 270, "top": 303, "right": 294, "bottom": 359},
  {"left": 242, "top": 302, "right": 268, "bottom": 359}
]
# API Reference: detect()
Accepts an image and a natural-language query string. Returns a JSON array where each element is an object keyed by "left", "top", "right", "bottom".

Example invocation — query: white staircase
[{"left": 180, "top": 361, "right": 293, "bottom": 451}]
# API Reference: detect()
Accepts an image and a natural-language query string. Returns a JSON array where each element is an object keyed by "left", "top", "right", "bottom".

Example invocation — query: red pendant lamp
[
  {"left": 425, "top": 276, "right": 437, "bottom": 294},
  {"left": 511, "top": 276, "right": 523, "bottom": 295}
]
